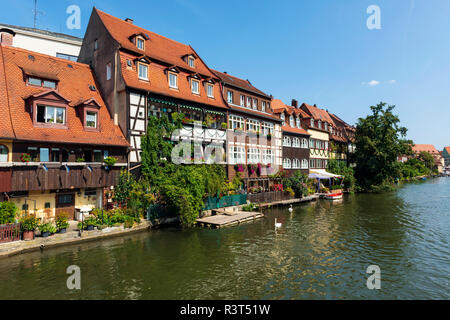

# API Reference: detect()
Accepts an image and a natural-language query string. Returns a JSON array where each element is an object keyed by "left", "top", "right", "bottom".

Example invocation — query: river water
[{"left": 1, "top": 178, "right": 449, "bottom": 300}]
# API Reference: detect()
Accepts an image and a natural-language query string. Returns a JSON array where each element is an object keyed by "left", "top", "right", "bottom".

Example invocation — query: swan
[
  {"left": 288, "top": 205, "right": 293, "bottom": 213},
  {"left": 275, "top": 218, "right": 282, "bottom": 228}
]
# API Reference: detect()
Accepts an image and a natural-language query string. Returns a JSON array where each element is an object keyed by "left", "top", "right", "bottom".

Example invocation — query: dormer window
[
  {"left": 136, "top": 37, "right": 145, "bottom": 50},
  {"left": 27, "top": 77, "right": 57, "bottom": 89},
  {"left": 76, "top": 98, "right": 101, "bottom": 131},
  {"left": 138, "top": 62, "right": 149, "bottom": 80},
  {"left": 37, "top": 105, "right": 65, "bottom": 124},
  {"left": 289, "top": 116, "right": 294, "bottom": 127},
  {"left": 296, "top": 117, "right": 301, "bottom": 128},
  {"left": 324, "top": 122, "right": 328, "bottom": 131},
  {"left": 169, "top": 72, "right": 178, "bottom": 88},
  {"left": 188, "top": 56, "right": 195, "bottom": 68},
  {"left": 206, "top": 83, "right": 214, "bottom": 98},
  {"left": 86, "top": 111, "right": 98, "bottom": 128},
  {"left": 191, "top": 79, "right": 200, "bottom": 94},
  {"left": 280, "top": 113, "right": 285, "bottom": 126},
  {"left": 310, "top": 119, "right": 314, "bottom": 127},
  {"left": 318, "top": 120, "right": 322, "bottom": 129},
  {"left": 262, "top": 101, "right": 266, "bottom": 112}
]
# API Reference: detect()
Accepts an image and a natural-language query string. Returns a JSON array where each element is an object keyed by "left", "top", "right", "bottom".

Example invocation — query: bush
[
  {"left": 242, "top": 203, "right": 259, "bottom": 212},
  {"left": 328, "top": 159, "right": 355, "bottom": 192},
  {"left": 103, "top": 156, "right": 117, "bottom": 166},
  {"left": 39, "top": 222, "right": 56, "bottom": 234},
  {"left": 20, "top": 214, "right": 39, "bottom": 231},
  {"left": 283, "top": 172, "right": 311, "bottom": 198},
  {"left": 55, "top": 213, "right": 69, "bottom": 230},
  {"left": 0, "top": 202, "right": 17, "bottom": 224}
]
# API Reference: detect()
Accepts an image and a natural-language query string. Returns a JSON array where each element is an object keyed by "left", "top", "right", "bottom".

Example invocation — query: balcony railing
[{"left": 175, "top": 125, "right": 227, "bottom": 141}]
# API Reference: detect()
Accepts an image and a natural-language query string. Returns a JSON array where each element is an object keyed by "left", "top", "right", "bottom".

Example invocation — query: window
[
  {"left": 85, "top": 189, "right": 97, "bottom": 197},
  {"left": 290, "top": 116, "right": 294, "bottom": 127},
  {"left": 296, "top": 117, "right": 301, "bottom": 128},
  {"left": 137, "top": 37, "right": 145, "bottom": 50},
  {"left": 240, "top": 95, "right": 245, "bottom": 107},
  {"left": 106, "top": 63, "right": 112, "bottom": 81},
  {"left": 247, "top": 97, "right": 251, "bottom": 108},
  {"left": 229, "top": 115, "right": 244, "bottom": 130},
  {"left": 40, "top": 148, "right": 49, "bottom": 162},
  {"left": 94, "top": 150, "right": 103, "bottom": 162},
  {"left": 43, "top": 80, "right": 56, "bottom": 89},
  {"left": 253, "top": 99, "right": 258, "bottom": 110},
  {"left": 261, "top": 122, "right": 274, "bottom": 135},
  {"left": 51, "top": 148, "right": 59, "bottom": 162},
  {"left": 325, "top": 141, "right": 329, "bottom": 150},
  {"left": 206, "top": 84, "right": 214, "bottom": 98},
  {"left": 280, "top": 113, "right": 286, "bottom": 126},
  {"left": 247, "top": 148, "right": 261, "bottom": 164},
  {"left": 138, "top": 63, "right": 148, "bottom": 80},
  {"left": 0, "top": 145, "right": 8, "bottom": 162},
  {"left": 292, "top": 138, "right": 300, "bottom": 148},
  {"left": 301, "top": 159, "right": 309, "bottom": 169},
  {"left": 28, "top": 77, "right": 42, "bottom": 86},
  {"left": 188, "top": 57, "right": 195, "bottom": 68},
  {"left": 28, "top": 77, "right": 56, "bottom": 89},
  {"left": 283, "top": 136, "right": 291, "bottom": 147},
  {"left": 292, "top": 159, "right": 300, "bottom": 169},
  {"left": 169, "top": 73, "right": 178, "bottom": 88},
  {"left": 318, "top": 120, "right": 322, "bottom": 129},
  {"left": 56, "top": 53, "right": 78, "bottom": 61},
  {"left": 62, "top": 149, "right": 69, "bottom": 162},
  {"left": 94, "top": 39, "right": 98, "bottom": 51},
  {"left": 86, "top": 111, "right": 98, "bottom": 128},
  {"left": 310, "top": 159, "right": 315, "bottom": 169},
  {"left": 37, "top": 105, "right": 65, "bottom": 125},
  {"left": 283, "top": 158, "right": 291, "bottom": 169},
  {"left": 262, "top": 149, "right": 274, "bottom": 164},
  {"left": 309, "top": 139, "right": 315, "bottom": 148},
  {"left": 247, "top": 119, "right": 260, "bottom": 132},
  {"left": 324, "top": 122, "right": 328, "bottom": 131},
  {"left": 262, "top": 101, "right": 266, "bottom": 112},
  {"left": 191, "top": 79, "right": 200, "bottom": 94},
  {"left": 310, "top": 119, "right": 315, "bottom": 128},
  {"left": 227, "top": 91, "right": 233, "bottom": 103},
  {"left": 329, "top": 125, "right": 333, "bottom": 133},
  {"left": 57, "top": 194, "right": 74, "bottom": 205},
  {"left": 229, "top": 146, "right": 245, "bottom": 164},
  {"left": 301, "top": 138, "right": 308, "bottom": 149}
]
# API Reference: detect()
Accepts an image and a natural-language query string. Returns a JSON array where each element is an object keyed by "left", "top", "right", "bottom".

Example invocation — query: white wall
[{"left": 13, "top": 33, "right": 81, "bottom": 58}]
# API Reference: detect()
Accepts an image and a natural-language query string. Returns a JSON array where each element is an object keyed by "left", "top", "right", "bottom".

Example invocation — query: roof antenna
[{"left": 33, "top": 0, "right": 44, "bottom": 29}]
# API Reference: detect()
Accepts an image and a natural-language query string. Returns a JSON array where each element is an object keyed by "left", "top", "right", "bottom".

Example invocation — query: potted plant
[
  {"left": 20, "top": 153, "right": 31, "bottom": 163},
  {"left": 20, "top": 215, "right": 39, "bottom": 240},
  {"left": 76, "top": 157, "right": 85, "bottom": 163},
  {"left": 84, "top": 216, "right": 97, "bottom": 231},
  {"left": 103, "top": 156, "right": 117, "bottom": 171},
  {"left": 39, "top": 222, "right": 55, "bottom": 238},
  {"left": 55, "top": 214, "right": 70, "bottom": 234},
  {"left": 221, "top": 122, "right": 228, "bottom": 130}
]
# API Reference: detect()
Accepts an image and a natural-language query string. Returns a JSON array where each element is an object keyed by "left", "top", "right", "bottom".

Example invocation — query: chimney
[
  {"left": 223, "top": 71, "right": 227, "bottom": 74},
  {"left": 313, "top": 104, "right": 317, "bottom": 107},
  {"left": 0, "top": 28, "right": 15, "bottom": 46},
  {"left": 125, "top": 18, "right": 134, "bottom": 24},
  {"left": 291, "top": 99, "right": 298, "bottom": 108}
]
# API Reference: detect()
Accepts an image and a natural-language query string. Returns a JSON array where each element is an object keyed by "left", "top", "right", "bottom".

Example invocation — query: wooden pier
[
  {"left": 258, "top": 194, "right": 319, "bottom": 209},
  {"left": 197, "top": 211, "right": 264, "bottom": 229}
]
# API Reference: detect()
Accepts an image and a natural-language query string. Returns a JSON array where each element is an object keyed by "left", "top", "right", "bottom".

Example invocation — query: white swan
[
  {"left": 288, "top": 205, "right": 293, "bottom": 213},
  {"left": 275, "top": 218, "right": 282, "bottom": 228}
]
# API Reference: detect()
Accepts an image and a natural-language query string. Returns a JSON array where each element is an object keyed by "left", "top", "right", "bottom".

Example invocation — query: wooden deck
[
  {"left": 258, "top": 194, "right": 319, "bottom": 208},
  {"left": 197, "top": 211, "right": 264, "bottom": 228}
]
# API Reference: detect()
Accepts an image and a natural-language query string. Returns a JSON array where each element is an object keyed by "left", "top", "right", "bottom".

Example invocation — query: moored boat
[{"left": 324, "top": 192, "right": 343, "bottom": 200}]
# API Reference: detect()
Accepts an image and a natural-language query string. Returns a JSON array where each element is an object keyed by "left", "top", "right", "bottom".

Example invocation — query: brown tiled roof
[
  {"left": 96, "top": 9, "right": 214, "bottom": 77},
  {"left": 282, "top": 126, "right": 310, "bottom": 136},
  {"left": 229, "top": 105, "right": 281, "bottom": 122},
  {"left": 0, "top": 45, "right": 129, "bottom": 147},
  {"left": 412, "top": 144, "right": 440, "bottom": 154},
  {"left": 301, "top": 103, "right": 334, "bottom": 124},
  {"left": 212, "top": 69, "right": 271, "bottom": 98},
  {"left": 119, "top": 52, "right": 227, "bottom": 110},
  {"left": 271, "top": 99, "right": 309, "bottom": 131},
  {"left": 444, "top": 147, "right": 450, "bottom": 154}
]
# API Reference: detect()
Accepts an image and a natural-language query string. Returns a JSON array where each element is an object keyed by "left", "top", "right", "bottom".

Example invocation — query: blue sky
[{"left": 1, "top": 0, "right": 449, "bottom": 149}]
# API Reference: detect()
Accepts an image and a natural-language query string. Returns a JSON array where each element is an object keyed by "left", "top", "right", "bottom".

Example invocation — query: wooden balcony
[{"left": 0, "top": 162, "right": 127, "bottom": 193}]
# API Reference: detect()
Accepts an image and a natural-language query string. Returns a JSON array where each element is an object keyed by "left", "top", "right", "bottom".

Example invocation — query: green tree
[
  {"left": 353, "top": 102, "right": 412, "bottom": 191},
  {"left": 418, "top": 151, "right": 436, "bottom": 171},
  {"left": 114, "top": 169, "right": 134, "bottom": 207},
  {"left": 327, "top": 159, "right": 356, "bottom": 191}
]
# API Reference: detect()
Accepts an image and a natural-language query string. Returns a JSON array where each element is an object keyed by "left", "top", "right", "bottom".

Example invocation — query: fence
[
  {"left": 203, "top": 194, "right": 247, "bottom": 211},
  {"left": 247, "top": 191, "right": 293, "bottom": 204},
  {"left": 0, "top": 223, "right": 21, "bottom": 243}
]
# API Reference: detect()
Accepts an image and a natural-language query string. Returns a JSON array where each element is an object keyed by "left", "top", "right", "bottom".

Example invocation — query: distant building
[
  {"left": 443, "top": 147, "right": 450, "bottom": 167},
  {"left": 0, "top": 23, "right": 82, "bottom": 61},
  {"left": 412, "top": 144, "right": 445, "bottom": 173}
]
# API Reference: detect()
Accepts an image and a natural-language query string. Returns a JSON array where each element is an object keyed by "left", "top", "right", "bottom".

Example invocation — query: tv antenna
[{"left": 33, "top": 0, "right": 45, "bottom": 29}]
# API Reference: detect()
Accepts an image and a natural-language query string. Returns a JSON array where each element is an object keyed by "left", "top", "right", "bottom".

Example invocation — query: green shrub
[
  {"left": 242, "top": 203, "right": 259, "bottom": 212},
  {"left": 20, "top": 215, "right": 39, "bottom": 231},
  {"left": 0, "top": 202, "right": 17, "bottom": 224},
  {"left": 124, "top": 216, "right": 135, "bottom": 229},
  {"left": 39, "top": 222, "right": 56, "bottom": 234},
  {"left": 103, "top": 156, "right": 117, "bottom": 166},
  {"left": 55, "top": 214, "right": 69, "bottom": 230}
]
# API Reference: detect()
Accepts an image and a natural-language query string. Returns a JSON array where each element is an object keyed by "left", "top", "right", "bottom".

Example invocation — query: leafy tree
[
  {"left": 417, "top": 151, "right": 436, "bottom": 171},
  {"left": 353, "top": 102, "right": 412, "bottom": 191},
  {"left": 327, "top": 159, "right": 356, "bottom": 191},
  {"left": 114, "top": 169, "right": 134, "bottom": 207},
  {"left": 0, "top": 202, "right": 17, "bottom": 224}
]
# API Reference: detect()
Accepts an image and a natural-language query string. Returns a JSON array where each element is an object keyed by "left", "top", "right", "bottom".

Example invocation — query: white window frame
[
  {"left": 37, "top": 105, "right": 66, "bottom": 125},
  {"left": 292, "top": 137, "right": 300, "bottom": 148},
  {"left": 301, "top": 159, "right": 309, "bottom": 169},
  {"left": 283, "top": 158, "right": 291, "bottom": 169},
  {"left": 292, "top": 159, "right": 300, "bottom": 169},
  {"left": 136, "top": 37, "right": 145, "bottom": 50},
  {"left": 318, "top": 120, "right": 322, "bottom": 129},
  {"left": 262, "top": 149, "right": 274, "bottom": 165},
  {"left": 106, "top": 62, "right": 111, "bottom": 81},
  {"left": 247, "top": 119, "right": 260, "bottom": 132},
  {"left": 169, "top": 72, "right": 178, "bottom": 89},
  {"left": 229, "top": 115, "right": 244, "bottom": 130},
  {"left": 324, "top": 122, "right": 328, "bottom": 131},
  {"left": 229, "top": 146, "right": 245, "bottom": 165},
  {"left": 247, "top": 148, "right": 261, "bottom": 164},
  {"left": 227, "top": 91, "right": 233, "bottom": 104},
  {"left": 253, "top": 99, "right": 258, "bottom": 110},
  {"left": 296, "top": 117, "right": 301, "bottom": 128},
  {"left": 261, "top": 122, "right": 274, "bottom": 135},
  {"left": 309, "top": 138, "right": 315, "bottom": 149},
  {"left": 261, "top": 101, "right": 266, "bottom": 112},
  {"left": 138, "top": 63, "right": 149, "bottom": 81},
  {"left": 301, "top": 138, "right": 308, "bottom": 149},
  {"left": 289, "top": 116, "right": 295, "bottom": 127},
  {"left": 280, "top": 113, "right": 286, "bottom": 126},
  {"left": 310, "top": 119, "right": 315, "bottom": 128},
  {"left": 240, "top": 95, "right": 245, "bottom": 107},
  {"left": 188, "top": 57, "right": 195, "bottom": 68},
  {"left": 247, "top": 97, "right": 251, "bottom": 108},
  {"left": 86, "top": 111, "right": 98, "bottom": 128},
  {"left": 283, "top": 136, "right": 291, "bottom": 147},
  {"left": 206, "top": 84, "right": 214, "bottom": 98},
  {"left": 191, "top": 79, "right": 200, "bottom": 94}
]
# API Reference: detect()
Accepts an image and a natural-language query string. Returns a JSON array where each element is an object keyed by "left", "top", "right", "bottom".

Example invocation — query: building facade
[
  {"left": 299, "top": 103, "right": 333, "bottom": 171},
  {"left": 213, "top": 70, "right": 282, "bottom": 191},
  {"left": 272, "top": 99, "right": 310, "bottom": 176},
  {"left": 412, "top": 144, "right": 445, "bottom": 173},
  {"left": 0, "top": 23, "right": 82, "bottom": 61},
  {"left": 78, "top": 9, "right": 228, "bottom": 169},
  {"left": 443, "top": 147, "right": 450, "bottom": 167},
  {"left": 0, "top": 45, "right": 129, "bottom": 220}
]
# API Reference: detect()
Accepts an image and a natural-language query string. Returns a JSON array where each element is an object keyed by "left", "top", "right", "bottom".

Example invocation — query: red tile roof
[
  {"left": 301, "top": 103, "right": 334, "bottom": 124},
  {"left": 444, "top": 147, "right": 450, "bottom": 154},
  {"left": 271, "top": 99, "right": 309, "bottom": 134},
  {"left": 229, "top": 105, "right": 281, "bottom": 122},
  {"left": 212, "top": 70, "right": 270, "bottom": 98},
  {"left": 412, "top": 144, "right": 440, "bottom": 154},
  {"left": 282, "top": 126, "right": 310, "bottom": 136},
  {"left": 95, "top": 9, "right": 227, "bottom": 110},
  {"left": 0, "top": 45, "right": 129, "bottom": 147}
]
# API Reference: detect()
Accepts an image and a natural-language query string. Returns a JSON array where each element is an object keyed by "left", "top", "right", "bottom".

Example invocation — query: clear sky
[{"left": 1, "top": 0, "right": 449, "bottom": 150}]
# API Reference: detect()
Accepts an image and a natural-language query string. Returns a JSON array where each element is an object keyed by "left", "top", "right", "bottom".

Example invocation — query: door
[{"left": 56, "top": 193, "right": 75, "bottom": 220}]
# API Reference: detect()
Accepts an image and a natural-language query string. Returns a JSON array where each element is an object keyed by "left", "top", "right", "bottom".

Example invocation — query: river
[{"left": 1, "top": 178, "right": 449, "bottom": 300}]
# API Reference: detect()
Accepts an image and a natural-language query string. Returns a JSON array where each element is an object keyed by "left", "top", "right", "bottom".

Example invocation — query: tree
[
  {"left": 353, "top": 102, "right": 412, "bottom": 191},
  {"left": 418, "top": 151, "right": 436, "bottom": 171},
  {"left": 327, "top": 159, "right": 355, "bottom": 191}
]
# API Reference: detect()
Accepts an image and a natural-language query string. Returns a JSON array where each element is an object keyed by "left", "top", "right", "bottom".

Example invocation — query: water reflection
[{"left": 0, "top": 178, "right": 449, "bottom": 299}]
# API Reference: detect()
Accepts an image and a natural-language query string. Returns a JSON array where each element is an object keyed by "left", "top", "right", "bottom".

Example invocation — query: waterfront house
[
  {"left": 328, "top": 112, "right": 355, "bottom": 166},
  {"left": 212, "top": 70, "right": 282, "bottom": 192},
  {"left": 412, "top": 144, "right": 445, "bottom": 173},
  {"left": 443, "top": 147, "right": 450, "bottom": 167},
  {"left": 299, "top": 103, "right": 333, "bottom": 172},
  {"left": 78, "top": 9, "right": 229, "bottom": 169},
  {"left": 271, "top": 99, "right": 310, "bottom": 176},
  {"left": 0, "top": 45, "right": 129, "bottom": 220}
]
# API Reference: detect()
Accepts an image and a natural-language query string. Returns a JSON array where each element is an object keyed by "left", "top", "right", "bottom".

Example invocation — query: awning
[{"left": 308, "top": 170, "right": 343, "bottom": 179}]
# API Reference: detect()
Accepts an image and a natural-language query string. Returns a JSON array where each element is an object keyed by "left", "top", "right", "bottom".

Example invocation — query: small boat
[{"left": 324, "top": 192, "right": 343, "bottom": 201}]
